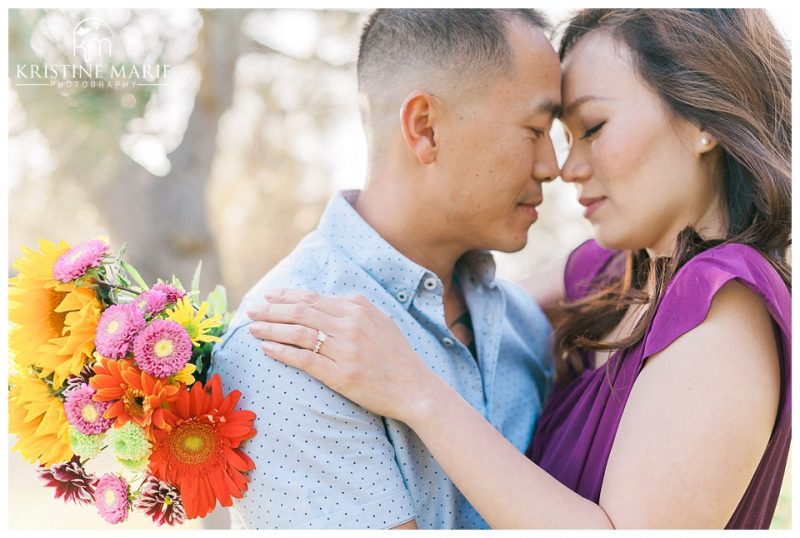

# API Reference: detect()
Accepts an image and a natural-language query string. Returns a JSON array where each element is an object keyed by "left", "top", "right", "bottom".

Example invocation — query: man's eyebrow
[
  {"left": 535, "top": 99, "right": 562, "bottom": 118},
  {"left": 561, "top": 95, "right": 609, "bottom": 117}
]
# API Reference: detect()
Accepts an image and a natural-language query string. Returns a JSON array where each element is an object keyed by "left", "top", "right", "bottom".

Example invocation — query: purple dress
[{"left": 527, "top": 240, "right": 791, "bottom": 529}]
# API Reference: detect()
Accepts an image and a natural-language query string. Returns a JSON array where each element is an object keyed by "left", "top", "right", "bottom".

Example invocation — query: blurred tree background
[
  {"left": 7, "top": 8, "right": 789, "bottom": 530},
  {"left": 8, "top": 8, "right": 589, "bottom": 307}
]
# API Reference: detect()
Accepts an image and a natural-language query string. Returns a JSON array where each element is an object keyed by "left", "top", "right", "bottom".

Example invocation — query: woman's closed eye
[{"left": 579, "top": 121, "right": 606, "bottom": 141}]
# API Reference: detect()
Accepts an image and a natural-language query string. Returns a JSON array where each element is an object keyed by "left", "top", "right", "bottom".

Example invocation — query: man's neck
[
  {"left": 354, "top": 184, "right": 464, "bottom": 287},
  {"left": 353, "top": 183, "right": 477, "bottom": 348}
]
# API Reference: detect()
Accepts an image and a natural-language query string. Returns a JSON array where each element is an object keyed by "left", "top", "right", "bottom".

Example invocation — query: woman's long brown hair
[{"left": 552, "top": 9, "right": 791, "bottom": 386}]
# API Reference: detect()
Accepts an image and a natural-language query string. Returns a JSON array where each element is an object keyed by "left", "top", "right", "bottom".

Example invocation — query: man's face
[{"left": 432, "top": 20, "right": 561, "bottom": 253}]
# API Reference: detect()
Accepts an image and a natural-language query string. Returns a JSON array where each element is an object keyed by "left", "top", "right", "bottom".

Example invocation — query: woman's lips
[{"left": 579, "top": 196, "right": 606, "bottom": 219}]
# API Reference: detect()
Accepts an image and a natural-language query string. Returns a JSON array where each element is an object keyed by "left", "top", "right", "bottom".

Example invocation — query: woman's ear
[
  {"left": 399, "top": 91, "right": 439, "bottom": 165},
  {"left": 696, "top": 130, "right": 718, "bottom": 155}
]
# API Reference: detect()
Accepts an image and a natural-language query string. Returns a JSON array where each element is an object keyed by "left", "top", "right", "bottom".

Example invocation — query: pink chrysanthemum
[
  {"left": 134, "top": 289, "right": 168, "bottom": 316},
  {"left": 134, "top": 476, "right": 187, "bottom": 526},
  {"left": 95, "top": 304, "right": 146, "bottom": 359},
  {"left": 38, "top": 456, "right": 98, "bottom": 505},
  {"left": 133, "top": 320, "right": 192, "bottom": 378},
  {"left": 150, "top": 283, "right": 186, "bottom": 305},
  {"left": 95, "top": 474, "right": 130, "bottom": 524},
  {"left": 53, "top": 239, "right": 108, "bottom": 282},
  {"left": 64, "top": 384, "right": 114, "bottom": 434}
]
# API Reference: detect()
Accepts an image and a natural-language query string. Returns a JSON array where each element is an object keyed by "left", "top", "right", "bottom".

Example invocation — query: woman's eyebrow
[{"left": 561, "top": 95, "right": 609, "bottom": 117}]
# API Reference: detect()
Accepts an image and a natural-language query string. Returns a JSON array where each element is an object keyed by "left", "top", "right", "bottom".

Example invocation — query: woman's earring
[{"left": 700, "top": 137, "right": 710, "bottom": 145}]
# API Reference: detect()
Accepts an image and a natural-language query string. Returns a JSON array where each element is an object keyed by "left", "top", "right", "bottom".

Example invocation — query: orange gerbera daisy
[
  {"left": 89, "top": 358, "right": 179, "bottom": 439},
  {"left": 148, "top": 375, "right": 256, "bottom": 520}
]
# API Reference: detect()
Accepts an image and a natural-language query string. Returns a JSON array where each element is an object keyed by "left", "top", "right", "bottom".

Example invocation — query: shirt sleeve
[{"left": 210, "top": 323, "right": 417, "bottom": 529}]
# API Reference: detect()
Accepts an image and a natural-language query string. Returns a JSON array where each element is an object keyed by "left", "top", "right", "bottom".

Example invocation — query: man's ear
[{"left": 399, "top": 91, "right": 439, "bottom": 165}]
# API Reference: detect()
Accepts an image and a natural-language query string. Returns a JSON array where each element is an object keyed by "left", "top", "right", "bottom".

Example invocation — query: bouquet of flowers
[{"left": 8, "top": 238, "right": 257, "bottom": 526}]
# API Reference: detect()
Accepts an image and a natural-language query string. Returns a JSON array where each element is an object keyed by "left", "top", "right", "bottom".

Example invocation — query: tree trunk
[{"left": 95, "top": 9, "right": 246, "bottom": 293}]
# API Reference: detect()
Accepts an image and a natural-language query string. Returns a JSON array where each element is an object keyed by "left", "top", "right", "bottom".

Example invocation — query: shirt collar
[{"left": 317, "top": 190, "right": 499, "bottom": 309}]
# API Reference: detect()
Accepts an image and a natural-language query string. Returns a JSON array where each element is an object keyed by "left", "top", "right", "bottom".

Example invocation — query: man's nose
[{"left": 533, "top": 140, "right": 559, "bottom": 183}]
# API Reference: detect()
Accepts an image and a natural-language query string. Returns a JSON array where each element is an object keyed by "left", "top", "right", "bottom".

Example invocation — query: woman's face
[{"left": 559, "top": 30, "right": 724, "bottom": 255}]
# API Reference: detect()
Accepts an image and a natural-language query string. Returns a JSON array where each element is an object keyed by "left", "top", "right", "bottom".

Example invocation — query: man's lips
[
  {"left": 579, "top": 196, "right": 606, "bottom": 218},
  {"left": 518, "top": 200, "right": 543, "bottom": 220}
]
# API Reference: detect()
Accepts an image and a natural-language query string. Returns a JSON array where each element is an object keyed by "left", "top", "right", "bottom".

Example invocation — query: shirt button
[
  {"left": 423, "top": 277, "right": 437, "bottom": 290},
  {"left": 442, "top": 337, "right": 454, "bottom": 347},
  {"left": 396, "top": 291, "right": 409, "bottom": 302}
]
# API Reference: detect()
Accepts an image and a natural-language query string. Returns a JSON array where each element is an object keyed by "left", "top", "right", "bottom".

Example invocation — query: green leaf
[
  {"left": 117, "top": 242, "right": 127, "bottom": 262},
  {"left": 171, "top": 275, "right": 185, "bottom": 292},
  {"left": 206, "top": 285, "right": 228, "bottom": 316},
  {"left": 190, "top": 260, "right": 202, "bottom": 304},
  {"left": 120, "top": 260, "right": 149, "bottom": 291}
]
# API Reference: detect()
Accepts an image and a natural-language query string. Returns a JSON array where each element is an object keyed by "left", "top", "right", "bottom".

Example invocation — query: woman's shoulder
[{"left": 642, "top": 242, "right": 791, "bottom": 359}]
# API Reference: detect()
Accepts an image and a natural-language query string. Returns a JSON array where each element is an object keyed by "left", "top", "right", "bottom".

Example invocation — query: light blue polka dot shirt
[{"left": 210, "top": 190, "right": 552, "bottom": 529}]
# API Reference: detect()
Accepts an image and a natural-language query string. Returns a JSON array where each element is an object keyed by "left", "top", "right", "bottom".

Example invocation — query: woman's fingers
[
  {"left": 261, "top": 288, "right": 367, "bottom": 318},
  {"left": 246, "top": 300, "right": 338, "bottom": 331},
  {"left": 248, "top": 322, "right": 320, "bottom": 351},
  {"left": 260, "top": 340, "right": 335, "bottom": 382}
]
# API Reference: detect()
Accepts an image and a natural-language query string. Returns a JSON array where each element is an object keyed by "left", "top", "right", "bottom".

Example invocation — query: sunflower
[
  {"left": 9, "top": 239, "right": 102, "bottom": 388},
  {"left": 8, "top": 371, "right": 73, "bottom": 466},
  {"left": 165, "top": 297, "right": 222, "bottom": 347},
  {"left": 148, "top": 375, "right": 256, "bottom": 520},
  {"left": 89, "top": 358, "right": 180, "bottom": 440}
]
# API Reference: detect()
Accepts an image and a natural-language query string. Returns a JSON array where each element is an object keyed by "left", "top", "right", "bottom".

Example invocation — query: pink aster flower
[
  {"left": 38, "top": 456, "right": 98, "bottom": 505},
  {"left": 133, "top": 320, "right": 192, "bottom": 378},
  {"left": 95, "top": 304, "right": 146, "bottom": 359},
  {"left": 64, "top": 384, "right": 114, "bottom": 434},
  {"left": 53, "top": 239, "right": 108, "bottom": 282},
  {"left": 95, "top": 474, "right": 130, "bottom": 524},
  {"left": 150, "top": 283, "right": 186, "bottom": 305},
  {"left": 134, "top": 476, "right": 186, "bottom": 526},
  {"left": 134, "top": 289, "right": 168, "bottom": 316}
]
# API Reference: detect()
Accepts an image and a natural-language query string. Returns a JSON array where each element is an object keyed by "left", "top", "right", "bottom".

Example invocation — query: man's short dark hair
[{"left": 358, "top": 9, "right": 550, "bottom": 95}]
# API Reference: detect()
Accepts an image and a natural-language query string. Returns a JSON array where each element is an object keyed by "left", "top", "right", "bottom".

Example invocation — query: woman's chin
[{"left": 591, "top": 228, "right": 642, "bottom": 252}]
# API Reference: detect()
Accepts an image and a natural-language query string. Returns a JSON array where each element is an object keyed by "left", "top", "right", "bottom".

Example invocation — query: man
[{"left": 210, "top": 8, "right": 561, "bottom": 529}]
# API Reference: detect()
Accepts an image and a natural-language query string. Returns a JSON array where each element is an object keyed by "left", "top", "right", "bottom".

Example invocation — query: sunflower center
[
  {"left": 47, "top": 289, "right": 69, "bottom": 337},
  {"left": 106, "top": 320, "right": 120, "bottom": 335},
  {"left": 122, "top": 388, "right": 147, "bottom": 418},
  {"left": 103, "top": 488, "right": 117, "bottom": 507},
  {"left": 154, "top": 338, "right": 174, "bottom": 358},
  {"left": 80, "top": 403, "right": 99, "bottom": 422},
  {"left": 169, "top": 420, "right": 217, "bottom": 465}
]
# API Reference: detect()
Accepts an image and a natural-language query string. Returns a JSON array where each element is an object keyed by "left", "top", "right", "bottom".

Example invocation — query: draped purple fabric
[{"left": 528, "top": 240, "right": 791, "bottom": 529}]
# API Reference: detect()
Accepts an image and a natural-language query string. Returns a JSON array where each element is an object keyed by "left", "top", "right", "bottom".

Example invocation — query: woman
[{"left": 246, "top": 9, "right": 791, "bottom": 528}]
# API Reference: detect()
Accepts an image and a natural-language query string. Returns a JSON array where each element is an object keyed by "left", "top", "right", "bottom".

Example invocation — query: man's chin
[{"left": 492, "top": 235, "right": 529, "bottom": 254}]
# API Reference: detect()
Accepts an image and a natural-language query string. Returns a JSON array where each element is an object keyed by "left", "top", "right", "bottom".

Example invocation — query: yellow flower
[
  {"left": 8, "top": 371, "right": 73, "bottom": 466},
  {"left": 8, "top": 240, "right": 102, "bottom": 388},
  {"left": 169, "top": 362, "right": 197, "bottom": 386},
  {"left": 165, "top": 296, "right": 222, "bottom": 347}
]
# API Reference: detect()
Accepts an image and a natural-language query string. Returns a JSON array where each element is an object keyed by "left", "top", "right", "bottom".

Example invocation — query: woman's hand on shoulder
[
  {"left": 600, "top": 279, "right": 781, "bottom": 528},
  {"left": 246, "top": 288, "right": 442, "bottom": 423}
]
